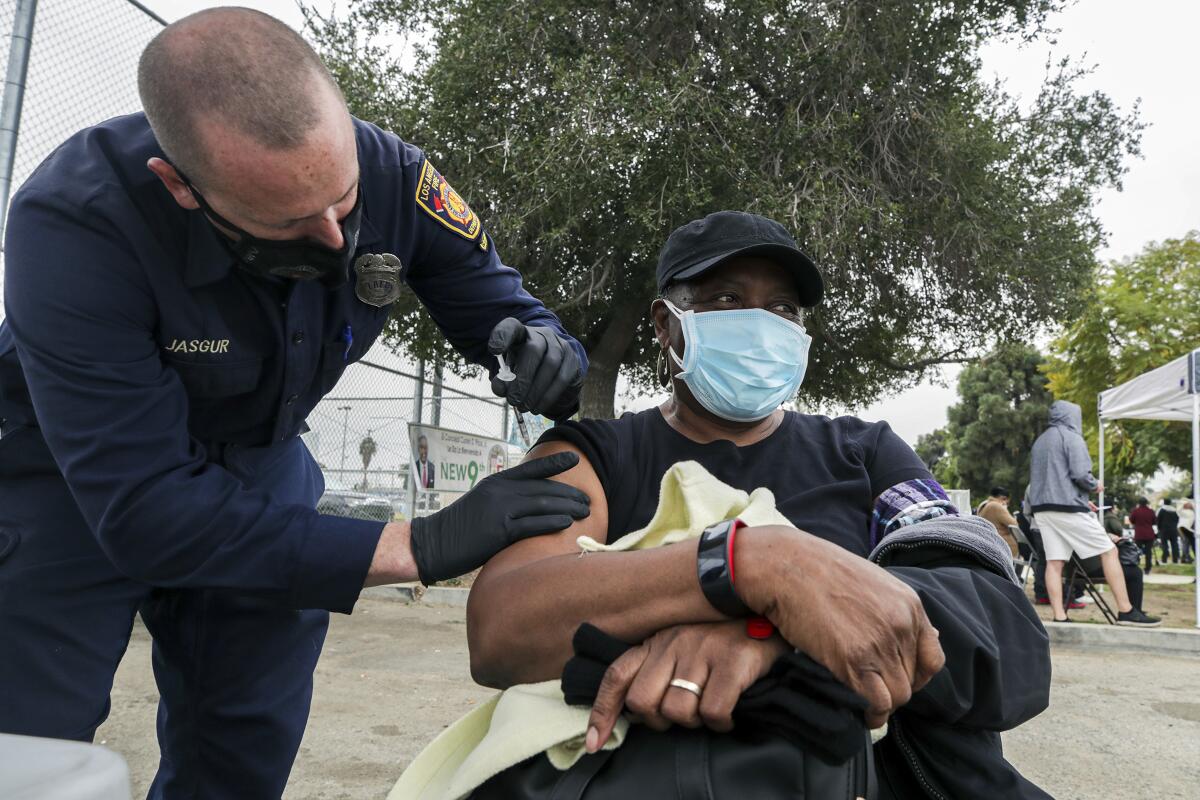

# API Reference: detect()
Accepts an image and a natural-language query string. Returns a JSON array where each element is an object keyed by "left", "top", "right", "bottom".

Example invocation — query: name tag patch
[{"left": 164, "top": 339, "right": 230, "bottom": 354}]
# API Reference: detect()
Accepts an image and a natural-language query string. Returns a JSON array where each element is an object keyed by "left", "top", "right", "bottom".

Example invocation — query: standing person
[
  {"left": 1027, "top": 401, "right": 1159, "bottom": 626},
  {"left": 1156, "top": 498, "right": 1181, "bottom": 564},
  {"left": 1020, "top": 495, "right": 1083, "bottom": 609},
  {"left": 976, "top": 485, "right": 1020, "bottom": 561},
  {"left": 1130, "top": 497, "right": 1158, "bottom": 573},
  {"left": 1179, "top": 496, "right": 1195, "bottom": 564},
  {"left": 0, "top": 8, "right": 592, "bottom": 798}
]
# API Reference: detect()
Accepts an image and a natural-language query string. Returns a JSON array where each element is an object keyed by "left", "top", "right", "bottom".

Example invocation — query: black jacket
[{"left": 871, "top": 519, "right": 1052, "bottom": 799}]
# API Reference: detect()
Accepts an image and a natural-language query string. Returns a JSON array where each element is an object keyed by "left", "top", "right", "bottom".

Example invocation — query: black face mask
[{"left": 182, "top": 173, "right": 363, "bottom": 285}]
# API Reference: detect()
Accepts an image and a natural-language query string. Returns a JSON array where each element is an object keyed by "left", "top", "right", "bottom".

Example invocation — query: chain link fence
[
  {"left": 303, "top": 342, "right": 527, "bottom": 521},
  {"left": 0, "top": 1, "right": 530, "bottom": 522},
  {"left": 0, "top": 0, "right": 167, "bottom": 303}
]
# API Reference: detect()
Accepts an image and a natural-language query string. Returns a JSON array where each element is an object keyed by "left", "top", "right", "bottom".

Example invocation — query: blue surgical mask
[{"left": 664, "top": 299, "right": 812, "bottom": 422}]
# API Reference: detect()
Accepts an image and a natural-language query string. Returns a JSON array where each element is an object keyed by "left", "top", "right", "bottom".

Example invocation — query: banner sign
[{"left": 408, "top": 423, "right": 511, "bottom": 494}]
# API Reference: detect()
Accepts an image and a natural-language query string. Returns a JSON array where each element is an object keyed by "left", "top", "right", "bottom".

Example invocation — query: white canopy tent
[{"left": 1097, "top": 348, "right": 1200, "bottom": 628}]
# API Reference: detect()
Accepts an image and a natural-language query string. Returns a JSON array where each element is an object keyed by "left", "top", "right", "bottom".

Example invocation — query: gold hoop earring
[{"left": 657, "top": 348, "right": 670, "bottom": 387}]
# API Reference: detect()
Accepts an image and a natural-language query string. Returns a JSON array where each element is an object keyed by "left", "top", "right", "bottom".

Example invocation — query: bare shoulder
[
  {"left": 472, "top": 439, "right": 611, "bottom": 584},
  {"left": 523, "top": 439, "right": 606, "bottom": 506}
]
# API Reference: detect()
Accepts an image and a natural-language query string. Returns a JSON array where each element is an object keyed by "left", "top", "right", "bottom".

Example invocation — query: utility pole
[{"left": 337, "top": 405, "right": 351, "bottom": 481}]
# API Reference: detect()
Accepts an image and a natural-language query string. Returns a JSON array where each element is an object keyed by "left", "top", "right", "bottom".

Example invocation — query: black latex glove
[
  {"left": 409, "top": 451, "right": 589, "bottom": 584},
  {"left": 488, "top": 318, "right": 584, "bottom": 421}
]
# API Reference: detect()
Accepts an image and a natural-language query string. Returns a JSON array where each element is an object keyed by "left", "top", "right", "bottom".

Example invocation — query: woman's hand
[
  {"left": 586, "top": 620, "right": 788, "bottom": 752},
  {"left": 736, "top": 525, "right": 945, "bottom": 729}
]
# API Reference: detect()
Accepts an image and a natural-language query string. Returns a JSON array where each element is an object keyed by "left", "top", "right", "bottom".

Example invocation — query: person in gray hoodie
[{"left": 1028, "top": 401, "right": 1160, "bottom": 626}]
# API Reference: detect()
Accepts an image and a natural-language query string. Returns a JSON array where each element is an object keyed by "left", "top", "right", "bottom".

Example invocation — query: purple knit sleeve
[{"left": 870, "top": 478, "right": 960, "bottom": 549}]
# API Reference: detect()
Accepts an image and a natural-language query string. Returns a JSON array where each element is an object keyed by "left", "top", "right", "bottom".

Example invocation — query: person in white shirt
[{"left": 1178, "top": 497, "right": 1195, "bottom": 565}]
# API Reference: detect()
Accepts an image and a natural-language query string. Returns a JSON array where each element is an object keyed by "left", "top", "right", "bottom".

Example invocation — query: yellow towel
[{"left": 390, "top": 460, "right": 794, "bottom": 800}]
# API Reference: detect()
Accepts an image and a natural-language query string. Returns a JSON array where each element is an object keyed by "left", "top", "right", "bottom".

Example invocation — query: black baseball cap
[{"left": 656, "top": 211, "right": 824, "bottom": 306}]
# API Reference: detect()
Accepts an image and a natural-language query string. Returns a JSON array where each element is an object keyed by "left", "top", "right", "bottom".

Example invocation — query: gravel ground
[{"left": 95, "top": 597, "right": 1200, "bottom": 799}]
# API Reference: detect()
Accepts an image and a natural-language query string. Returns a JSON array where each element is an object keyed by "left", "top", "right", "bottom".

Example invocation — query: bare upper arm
[{"left": 473, "top": 439, "right": 610, "bottom": 585}]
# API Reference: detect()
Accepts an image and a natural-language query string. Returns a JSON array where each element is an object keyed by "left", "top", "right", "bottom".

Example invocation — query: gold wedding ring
[{"left": 668, "top": 678, "right": 703, "bottom": 697}]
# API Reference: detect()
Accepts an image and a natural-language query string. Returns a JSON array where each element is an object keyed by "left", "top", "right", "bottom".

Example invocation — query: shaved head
[{"left": 138, "top": 6, "right": 347, "bottom": 190}]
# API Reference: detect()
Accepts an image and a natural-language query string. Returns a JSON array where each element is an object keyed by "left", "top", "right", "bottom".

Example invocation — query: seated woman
[{"left": 467, "top": 211, "right": 1052, "bottom": 798}]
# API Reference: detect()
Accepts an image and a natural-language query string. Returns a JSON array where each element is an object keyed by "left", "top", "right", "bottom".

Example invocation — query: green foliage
[
  {"left": 917, "top": 425, "right": 962, "bottom": 495},
  {"left": 1099, "top": 472, "right": 1149, "bottom": 511},
  {"left": 1044, "top": 233, "right": 1200, "bottom": 482},
  {"left": 1161, "top": 473, "right": 1196, "bottom": 504},
  {"left": 932, "top": 458, "right": 962, "bottom": 498},
  {"left": 930, "top": 344, "right": 1052, "bottom": 501},
  {"left": 915, "top": 427, "right": 948, "bottom": 472},
  {"left": 305, "top": 0, "right": 1141, "bottom": 418}
]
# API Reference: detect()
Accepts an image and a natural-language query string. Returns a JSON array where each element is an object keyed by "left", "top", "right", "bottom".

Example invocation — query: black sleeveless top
[{"left": 540, "top": 408, "right": 931, "bottom": 558}]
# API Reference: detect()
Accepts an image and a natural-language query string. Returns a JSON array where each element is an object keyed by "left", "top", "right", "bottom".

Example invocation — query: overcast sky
[{"left": 143, "top": 0, "right": 1200, "bottom": 442}]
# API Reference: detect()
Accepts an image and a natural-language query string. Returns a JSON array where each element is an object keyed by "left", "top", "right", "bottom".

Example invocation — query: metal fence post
[
  {"left": 431, "top": 359, "right": 443, "bottom": 427},
  {"left": 337, "top": 404, "right": 352, "bottom": 477},
  {"left": 413, "top": 358, "right": 425, "bottom": 425},
  {"left": 0, "top": 0, "right": 37, "bottom": 246},
  {"left": 410, "top": 359, "right": 424, "bottom": 517}
]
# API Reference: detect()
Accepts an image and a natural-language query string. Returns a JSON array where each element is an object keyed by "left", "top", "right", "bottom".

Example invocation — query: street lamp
[{"left": 338, "top": 405, "right": 352, "bottom": 480}]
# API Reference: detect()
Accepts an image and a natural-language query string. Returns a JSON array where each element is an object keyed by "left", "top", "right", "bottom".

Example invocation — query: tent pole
[
  {"left": 1098, "top": 415, "right": 1105, "bottom": 522},
  {"left": 1192, "top": 391, "right": 1199, "bottom": 630}
]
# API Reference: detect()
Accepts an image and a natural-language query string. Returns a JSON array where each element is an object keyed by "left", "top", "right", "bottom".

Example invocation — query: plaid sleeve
[{"left": 870, "top": 478, "right": 960, "bottom": 548}]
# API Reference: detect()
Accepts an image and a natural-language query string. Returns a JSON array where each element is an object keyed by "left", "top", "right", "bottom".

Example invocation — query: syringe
[{"left": 496, "top": 354, "right": 531, "bottom": 448}]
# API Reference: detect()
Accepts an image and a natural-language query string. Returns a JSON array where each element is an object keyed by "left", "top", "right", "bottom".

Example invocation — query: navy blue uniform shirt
[{"left": 0, "top": 112, "right": 586, "bottom": 613}]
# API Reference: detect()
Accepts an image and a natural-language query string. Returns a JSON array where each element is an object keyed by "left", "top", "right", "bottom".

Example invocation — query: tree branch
[{"left": 810, "top": 313, "right": 974, "bottom": 372}]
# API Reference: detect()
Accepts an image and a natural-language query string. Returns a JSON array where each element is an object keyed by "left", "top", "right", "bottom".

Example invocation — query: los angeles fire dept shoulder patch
[{"left": 415, "top": 159, "right": 482, "bottom": 241}]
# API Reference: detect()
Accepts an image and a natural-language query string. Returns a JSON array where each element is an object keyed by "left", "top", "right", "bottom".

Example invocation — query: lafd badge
[{"left": 354, "top": 253, "right": 404, "bottom": 307}]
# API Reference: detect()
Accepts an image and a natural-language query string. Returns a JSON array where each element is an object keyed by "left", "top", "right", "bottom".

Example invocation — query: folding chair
[
  {"left": 1063, "top": 553, "right": 1118, "bottom": 624},
  {"left": 1008, "top": 524, "right": 1037, "bottom": 591}
]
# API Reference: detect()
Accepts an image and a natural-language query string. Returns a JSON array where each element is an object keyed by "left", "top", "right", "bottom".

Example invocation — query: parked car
[{"left": 317, "top": 486, "right": 394, "bottom": 522}]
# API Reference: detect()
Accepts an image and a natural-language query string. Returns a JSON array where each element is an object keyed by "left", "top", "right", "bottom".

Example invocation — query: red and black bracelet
[{"left": 697, "top": 518, "right": 751, "bottom": 618}]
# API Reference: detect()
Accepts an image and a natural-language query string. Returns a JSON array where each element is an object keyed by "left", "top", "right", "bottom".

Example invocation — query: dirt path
[{"left": 95, "top": 598, "right": 1200, "bottom": 799}]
